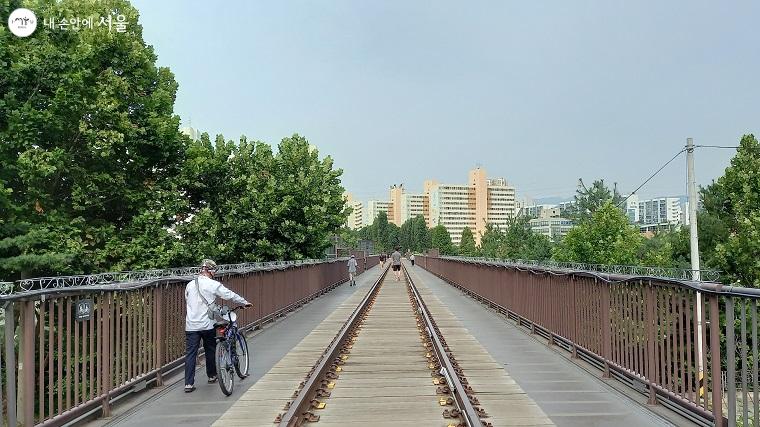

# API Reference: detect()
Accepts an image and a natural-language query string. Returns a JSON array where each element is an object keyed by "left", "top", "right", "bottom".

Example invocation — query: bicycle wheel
[
  {"left": 234, "top": 333, "right": 250, "bottom": 379},
  {"left": 215, "top": 341, "right": 234, "bottom": 396}
]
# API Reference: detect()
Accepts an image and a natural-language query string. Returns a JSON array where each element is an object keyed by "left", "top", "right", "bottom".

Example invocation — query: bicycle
[{"left": 214, "top": 305, "right": 251, "bottom": 396}]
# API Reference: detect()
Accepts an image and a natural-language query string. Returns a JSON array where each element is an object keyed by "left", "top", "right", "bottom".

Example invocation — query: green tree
[
  {"left": 711, "top": 135, "right": 760, "bottom": 286},
  {"left": 569, "top": 179, "right": 624, "bottom": 222},
  {"left": 399, "top": 215, "right": 431, "bottom": 253},
  {"left": 501, "top": 216, "right": 553, "bottom": 260},
  {"left": 372, "top": 212, "right": 391, "bottom": 252},
  {"left": 170, "top": 133, "right": 347, "bottom": 263},
  {"left": 637, "top": 230, "right": 689, "bottom": 268},
  {"left": 414, "top": 215, "right": 432, "bottom": 252},
  {"left": 399, "top": 218, "right": 413, "bottom": 252},
  {"left": 430, "top": 225, "right": 454, "bottom": 255},
  {"left": 479, "top": 224, "right": 503, "bottom": 258},
  {"left": 338, "top": 227, "right": 359, "bottom": 250},
  {"left": 554, "top": 201, "right": 643, "bottom": 265},
  {"left": 0, "top": 0, "right": 187, "bottom": 279},
  {"left": 387, "top": 223, "right": 401, "bottom": 250},
  {"left": 459, "top": 227, "right": 477, "bottom": 256}
]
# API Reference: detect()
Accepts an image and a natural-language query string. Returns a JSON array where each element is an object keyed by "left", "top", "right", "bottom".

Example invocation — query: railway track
[{"left": 276, "top": 264, "right": 488, "bottom": 427}]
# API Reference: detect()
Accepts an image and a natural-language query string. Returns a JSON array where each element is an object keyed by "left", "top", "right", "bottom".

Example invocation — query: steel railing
[
  {"left": 447, "top": 256, "right": 722, "bottom": 282},
  {"left": 418, "top": 255, "right": 756, "bottom": 427},
  {"left": 0, "top": 255, "right": 380, "bottom": 426}
]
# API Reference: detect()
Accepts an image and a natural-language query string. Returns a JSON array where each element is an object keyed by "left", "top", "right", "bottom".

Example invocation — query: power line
[
  {"left": 617, "top": 148, "right": 687, "bottom": 207},
  {"left": 694, "top": 145, "right": 740, "bottom": 149}
]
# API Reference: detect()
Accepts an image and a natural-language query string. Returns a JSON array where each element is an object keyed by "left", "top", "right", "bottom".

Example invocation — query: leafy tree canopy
[
  {"left": 554, "top": 201, "right": 642, "bottom": 265},
  {"left": 430, "top": 225, "right": 455, "bottom": 255},
  {"left": 458, "top": 227, "right": 477, "bottom": 257}
]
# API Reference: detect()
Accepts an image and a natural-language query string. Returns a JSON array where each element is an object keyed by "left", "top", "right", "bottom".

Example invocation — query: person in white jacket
[{"left": 184, "top": 259, "right": 251, "bottom": 393}]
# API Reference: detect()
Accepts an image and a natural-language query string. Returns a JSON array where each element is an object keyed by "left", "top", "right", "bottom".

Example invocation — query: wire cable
[
  {"left": 694, "top": 145, "right": 740, "bottom": 149},
  {"left": 617, "top": 148, "right": 687, "bottom": 207}
]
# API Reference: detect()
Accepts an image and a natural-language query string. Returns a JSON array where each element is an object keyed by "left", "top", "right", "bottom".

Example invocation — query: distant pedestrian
[
  {"left": 348, "top": 254, "right": 358, "bottom": 286},
  {"left": 379, "top": 253, "right": 386, "bottom": 269},
  {"left": 391, "top": 247, "right": 402, "bottom": 281},
  {"left": 410, "top": 254, "right": 415, "bottom": 267}
]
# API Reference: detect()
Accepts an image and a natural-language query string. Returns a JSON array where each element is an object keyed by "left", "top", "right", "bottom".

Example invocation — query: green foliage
[
  {"left": 0, "top": 0, "right": 186, "bottom": 279},
  {"left": 568, "top": 179, "right": 624, "bottom": 222},
  {"left": 430, "top": 225, "right": 455, "bottom": 255},
  {"left": 710, "top": 135, "right": 760, "bottom": 286},
  {"left": 478, "top": 218, "right": 553, "bottom": 260},
  {"left": 637, "top": 230, "right": 690, "bottom": 268},
  {"left": 0, "top": 1, "right": 349, "bottom": 280},
  {"left": 173, "top": 133, "right": 346, "bottom": 263},
  {"left": 554, "top": 201, "right": 643, "bottom": 265},
  {"left": 338, "top": 227, "right": 359, "bottom": 250},
  {"left": 358, "top": 211, "right": 411, "bottom": 253},
  {"left": 399, "top": 215, "right": 431, "bottom": 253},
  {"left": 458, "top": 227, "right": 477, "bottom": 256}
]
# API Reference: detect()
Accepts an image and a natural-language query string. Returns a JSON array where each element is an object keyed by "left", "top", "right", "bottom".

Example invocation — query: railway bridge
[{"left": 1, "top": 254, "right": 755, "bottom": 427}]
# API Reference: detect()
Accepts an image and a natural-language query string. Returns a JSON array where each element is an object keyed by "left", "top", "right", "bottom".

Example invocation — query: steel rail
[
  {"left": 403, "top": 263, "right": 484, "bottom": 427},
  {"left": 279, "top": 264, "right": 391, "bottom": 426}
]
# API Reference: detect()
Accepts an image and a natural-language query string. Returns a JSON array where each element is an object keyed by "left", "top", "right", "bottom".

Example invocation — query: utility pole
[{"left": 687, "top": 137, "right": 705, "bottom": 390}]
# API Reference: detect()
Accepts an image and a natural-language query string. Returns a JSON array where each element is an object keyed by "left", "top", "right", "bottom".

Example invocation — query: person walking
[
  {"left": 348, "top": 254, "right": 358, "bottom": 286},
  {"left": 184, "top": 259, "right": 251, "bottom": 393},
  {"left": 410, "top": 253, "right": 415, "bottom": 267},
  {"left": 379, "top": 253, "right": 386, "bottom": 269},
  {"left": 391, "top": 247, "right": 402, "bottom": 281}
]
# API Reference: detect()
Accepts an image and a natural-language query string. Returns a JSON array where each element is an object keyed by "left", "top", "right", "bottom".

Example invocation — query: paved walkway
[{"left": 99, "top": 265, "right": 384, "bottom": 427}]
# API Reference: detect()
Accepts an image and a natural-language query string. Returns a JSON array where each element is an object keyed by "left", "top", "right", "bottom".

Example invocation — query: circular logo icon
[{"left": 8, "top": 8, "right": 37, "bottom": 37}]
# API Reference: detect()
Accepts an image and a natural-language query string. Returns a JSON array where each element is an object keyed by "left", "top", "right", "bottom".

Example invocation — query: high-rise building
[
  {"left": 343, "top": 193, "right": 364, "bottom": 230},
  {"left": 529, "top": 217, "right": 574, "bottom": 240},
  {"left": 624, "top": 194, "right": 640, "bottom": 223},
  {"left": 401, "top": 193, "right": 425, "bottom": 223},
  {"left": 388, "top": 185, "right": 405, "bottom": 226},
  {"left": 365, "top": 200, "right": 391, "bottom": 225},
  {"left": 519, "top": 204, "right": 560, "bottom": 219},
  {"left": 427, "top": 168, "right": 517, "bottom": 245},
  {"left": 638, "top": 197, "right": 682, "bottom": 226}
]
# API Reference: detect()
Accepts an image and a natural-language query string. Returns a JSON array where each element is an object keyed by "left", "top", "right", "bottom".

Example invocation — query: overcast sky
[{"left": 133, "top": 0, "right": 759, "bottom": 202}]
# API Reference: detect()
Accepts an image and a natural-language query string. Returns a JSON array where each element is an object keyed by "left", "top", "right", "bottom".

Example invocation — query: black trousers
[{"left": 185, "top": 329, "right": 217, "bottom": 385}]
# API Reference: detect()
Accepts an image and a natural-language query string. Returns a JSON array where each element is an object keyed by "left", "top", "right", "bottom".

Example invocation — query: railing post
[
  {"left": 571, "top": 276, "right": 578, "bottom": 359},
  {"left": 709, "top": 293, "right": 724, "bottom": 426},
  {"left": 101, "top": 294, "right": 112, "bottom": 418},
  {"left": 22, "top": 300, "right": 35, "bottom": 426},
  {"left": 645, "top": 281, "right": 658, "bottom": 405},
  {"left": 600, "top": 280, "right": 611, "bottom": 378},
  {"left": 155, "top": 288, "right": 165, "bottom": 386},
  {"left": 726, "top": 297, "right": 736, "bottom": 427},
  {"left": 4, "top": 302, "right": 17, "bottom": 426}
]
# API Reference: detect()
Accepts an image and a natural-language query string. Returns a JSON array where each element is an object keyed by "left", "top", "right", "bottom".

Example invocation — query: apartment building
[
  {"left": 529, "top": 217, "right": 574, "bottom": 240},
  {"left": 427, "top": 168, "right": 517, "bottom": 245},
  {"left": 401, "top": 193, "right": 425, "bottom": 223},
  {"left": 638, "top": 197, "right": 682, "bottom": 226},
  {"left": 365, "top": 200, "right": 391, "bottom": 225},
  {"left": 427, "top": 183, "right": 474, "bottom": 245},
  {"left": 520, "top": 204, "right": 561, "bottom": 219},
  {"left": 353, "top": 168, "right": 517, "bottom": 245},
  {"left": 343, "top": 193, "right": 364, "bottom": 230}
]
